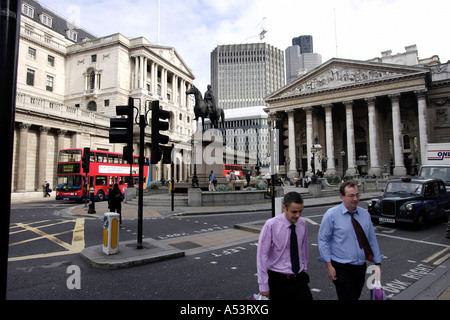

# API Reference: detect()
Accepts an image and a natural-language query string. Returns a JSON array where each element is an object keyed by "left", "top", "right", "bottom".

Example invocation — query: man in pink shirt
[{"left": 257, "top": 192, "right": 312, "bottom": 300}]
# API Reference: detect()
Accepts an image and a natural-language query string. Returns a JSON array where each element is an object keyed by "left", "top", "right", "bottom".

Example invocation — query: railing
[{"left": 15, "top": 92, "right": 110, "bottom": 127}]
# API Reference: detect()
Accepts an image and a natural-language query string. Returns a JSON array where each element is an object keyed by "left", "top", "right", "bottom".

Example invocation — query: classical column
[
  {"left": 139, "top": 56, "right": 145, "bottom": 89},
  {"left": 16, "top": 123, "right": 31, "bottom": 192},
  {"left": 365, "top": 97, "right": 381, "bottom": 177},
  {"left": 173, "top": 75, "right": 178, "bottom": 104},
  {"left": 389, "top": 94, "right": 406, "bottom": 176},
  {"left": 286, "top": 109, "right": 298, "bottom": 178},
  {"left": 180, "top": 79, "right": 186, "bottom": 107},
  {"left": 305, "top": 107, "right": 313, "bottom": 175},
  {"left": 151, "top": 62, "right": 157, "bottom": 94},
  {"left": 323, "top": 104, "right": 336, "bottom": 175},
  {"left": 162, "top": 68, "right": 167, "bottom": 99},
  {"left": 38, "top": 127, "right": 50, "bottom": 190},
  {"left": 343, "top": 101, "right": 356, "bottom": 176},
  {"left": 134, "top": 56, "right": 139, "bottom": 89},
  {"left": 143, "top": 57, "right": 148, "bottom": 90},
  {"left": 415, "top": 90, "right": 429, "bottom": 165},
  {"left": 57, "top": 130, "right": 67, "bottom": 159}
]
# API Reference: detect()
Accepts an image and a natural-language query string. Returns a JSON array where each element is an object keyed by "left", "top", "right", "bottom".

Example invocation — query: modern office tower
[
  {"left": 286, "top": 35, "right": 322, "bottom": 84},
  {"left": 210, "top": 43, "right": 285, "bottom": 109},
  {"left": 292, "top": 35, "right": 313, "bottom": 54}
]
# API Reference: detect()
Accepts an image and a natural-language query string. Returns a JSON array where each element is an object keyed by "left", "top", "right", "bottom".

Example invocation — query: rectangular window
[
  {"left": 67, "top": 30, "right": 78, "bottom": 42},
  {"left": 47, "top": 55, "right": 55, "bottom": 67},
  {"left": 28, "top": 47, "right": 36, "bottom": 60},
  {"left": 22, "top": 3, "right": 34, "bottom": 18},
  {"left": 26, "top": 68, "right": 35, "bottom": 86},
  {"left": 46, "top": 75, "right": 54, "bottom": 92},
  {"left": 40, "top": 14, "right": 53, "bottom": 28}
]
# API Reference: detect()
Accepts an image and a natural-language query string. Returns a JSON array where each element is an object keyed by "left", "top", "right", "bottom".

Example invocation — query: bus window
[
  {"left": 109, "top": 154, "right": 119, "bottom": 164},
  {"left": 59, "top": 149, "right": 82, "bottom": 162},
  {"left": 90, "top": 152, "right": 96, "bottom": 162},
  {"left": 95, "top": 176, "right": 108, "bottom": 186},
  {"left": 119, "top": 154, "right": 123, "bottom": 164},
  {"left": 96, "top": 153, "right": 107, "bottom": 163}
]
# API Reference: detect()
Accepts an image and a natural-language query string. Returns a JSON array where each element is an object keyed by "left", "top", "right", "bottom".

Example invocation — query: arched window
[{"left": 87, "top": 100, "right": 97, "bottom": 111}]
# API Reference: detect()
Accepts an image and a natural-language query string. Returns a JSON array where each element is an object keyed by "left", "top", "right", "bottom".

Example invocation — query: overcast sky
[{"left": 39, "top": 0, "right": 450, "bottom": 92}]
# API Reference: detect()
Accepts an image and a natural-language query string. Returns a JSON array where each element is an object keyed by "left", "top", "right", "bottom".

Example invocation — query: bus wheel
[{"left": 97, "top": 190, "right": 105, "bottom": 202}]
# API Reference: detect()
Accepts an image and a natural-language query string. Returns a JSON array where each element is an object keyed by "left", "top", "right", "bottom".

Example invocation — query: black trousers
[
  {"left": 268, "top": 270, "right": 313, "bottom": 300},
  {"left": 331, "top": 260, "right": 367, "bottom": 300}
]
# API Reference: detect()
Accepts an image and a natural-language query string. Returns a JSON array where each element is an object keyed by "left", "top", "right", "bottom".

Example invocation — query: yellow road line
[
  {"left": 8, "top": 218, "right": 85, "bottom": 262},
  {"left": 422, "top": 246, "right": 450, "bottom": 264}
]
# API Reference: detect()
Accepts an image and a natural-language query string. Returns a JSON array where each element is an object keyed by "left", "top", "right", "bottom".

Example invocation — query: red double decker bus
[
  {"left": 223, "top": 164, "right": 243, "bottom": 177},
  {"left": 56, "top": 148, "right": 150, "bottom": 202}
]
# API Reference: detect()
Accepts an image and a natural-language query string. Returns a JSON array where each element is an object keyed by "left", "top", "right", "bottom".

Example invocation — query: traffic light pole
[
  {"left": 0, "top": 0, "right": 21, "bottom": 299},
  {"left": 137, "top": 114, "right": 145, "bottom": 249}
]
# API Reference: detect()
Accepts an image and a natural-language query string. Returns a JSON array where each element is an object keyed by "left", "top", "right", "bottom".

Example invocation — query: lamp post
[
  {"left": 310, "top": 138, "right": 322, "bottom": 183},
  {"left": 341, "top": 149, "right": 346, "bottom": 180}
]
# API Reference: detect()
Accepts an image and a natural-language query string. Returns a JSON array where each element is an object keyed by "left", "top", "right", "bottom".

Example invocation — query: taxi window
[
  {"left": 424, "top": 183, "right": 438, "bottom": 197},
  {"left": 438, "top": 181, "right": 447, "bottom": 194}
]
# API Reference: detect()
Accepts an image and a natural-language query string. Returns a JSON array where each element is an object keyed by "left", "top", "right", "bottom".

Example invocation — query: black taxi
[{"left": 367, "top": 177, "right": 450, "bottom": 226}]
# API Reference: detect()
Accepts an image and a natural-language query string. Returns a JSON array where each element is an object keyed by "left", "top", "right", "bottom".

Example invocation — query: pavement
[{"left": 17, "top": 186, "right": 450, "bottom": 300}]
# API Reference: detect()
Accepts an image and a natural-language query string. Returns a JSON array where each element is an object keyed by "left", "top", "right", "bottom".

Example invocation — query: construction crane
[{"left": 245, "top": 17, "right": 267, "bottom": 41}]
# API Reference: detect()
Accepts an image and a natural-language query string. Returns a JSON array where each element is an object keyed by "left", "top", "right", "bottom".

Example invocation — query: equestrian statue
[{"left": 186, "top": 85, "right": 225, "bottom": 132}]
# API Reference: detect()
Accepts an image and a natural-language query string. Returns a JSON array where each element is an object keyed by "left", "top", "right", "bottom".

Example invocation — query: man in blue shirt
[{"left": 318, "top": 180, "right": 382, "bottom": 300}]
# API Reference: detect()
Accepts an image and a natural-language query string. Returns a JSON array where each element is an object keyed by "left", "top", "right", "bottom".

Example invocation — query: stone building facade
[
  {"left": 13, "top": 1, "right": 195, "bottom": 197},
  {"left": 265, "top": 57, "right": 450, "bottom": 180}
]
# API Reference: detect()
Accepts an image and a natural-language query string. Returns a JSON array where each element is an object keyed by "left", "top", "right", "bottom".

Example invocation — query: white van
[{"left": 419, "top": 143, "right": 450, "bottom": 192}]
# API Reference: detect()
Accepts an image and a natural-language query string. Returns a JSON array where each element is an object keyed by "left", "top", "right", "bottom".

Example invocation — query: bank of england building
[{"left": 13, "top": 1, "right": 195, "bottom": 197}]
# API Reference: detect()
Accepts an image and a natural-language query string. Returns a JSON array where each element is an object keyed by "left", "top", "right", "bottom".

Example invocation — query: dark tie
[
  {"left": 349, "top": 211, "right": 374, "bottom": 261},
  {"left": 289, "top": 224, "right": 300, "bottom": 274}
]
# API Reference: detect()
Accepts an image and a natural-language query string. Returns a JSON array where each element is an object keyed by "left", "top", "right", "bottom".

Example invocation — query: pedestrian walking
[
  {"left": 229, "top": 170, "right": 236, "bottom": 191},
  {"left": 108, "top": 183, "right": 124, "bottom": 224},
  {"left": 318, "top": 180, "right": 382, "bottom": 300},
  {"left": 245, "top": 172, "right": 251, "bottom": 187},
  {"left": 44, "top": 181, "right": 51, "bottom": 197},
  {"left": 208, "top": 170, "right": 216, "bottom": 191},
  {"left": 257, "top": 192, "right": 313, "bottom": 300}
]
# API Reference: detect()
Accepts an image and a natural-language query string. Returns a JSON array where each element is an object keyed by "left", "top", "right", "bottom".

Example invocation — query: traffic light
[
  {"left": 151, "top": 100, "right": 170, "bottom": 164},
  {"left": 82, "top": 147, "right": 90, "bottom": 173},
  {"left": 162, "top": 144, "right": 174, "bottom": 164},
  {"left": 109, "top": 97, "right": 134, "bottom": 162},
  {"left": 123, "top": 146, "right": 133, "bottom": 164},
  {"left": 276, "top": 120, "right": 288, "bottom": 165}
]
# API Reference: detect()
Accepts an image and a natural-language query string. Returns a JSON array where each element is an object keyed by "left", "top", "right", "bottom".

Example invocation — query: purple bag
[{"left": 371, "top": 280, "right": 386, "bottom": 300}]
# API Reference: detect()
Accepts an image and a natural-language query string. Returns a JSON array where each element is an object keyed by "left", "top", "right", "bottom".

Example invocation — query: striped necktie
[{"left": 349, "top": 211, "right": 374, "bottom": 261}]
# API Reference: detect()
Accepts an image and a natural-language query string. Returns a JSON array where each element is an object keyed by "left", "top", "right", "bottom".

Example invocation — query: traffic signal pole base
[{"left": 88, "top": 187, "right": 96, "bottom": 214}]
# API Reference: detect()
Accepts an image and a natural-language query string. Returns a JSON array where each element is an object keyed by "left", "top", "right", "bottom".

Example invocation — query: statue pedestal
[
  {"left": 308, "top": 183, "right": 322, "bottom": 197},
  {"left": 190, "top": 131, "right": 227, "bottom": 187}
]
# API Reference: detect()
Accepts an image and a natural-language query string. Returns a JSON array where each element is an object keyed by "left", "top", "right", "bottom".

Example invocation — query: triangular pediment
[
  {"left": 146, "top": 45, "right": 194, "bottom": 78},
  {"left": 267, "top": 58, "right": 429, "bottom": 101}
]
